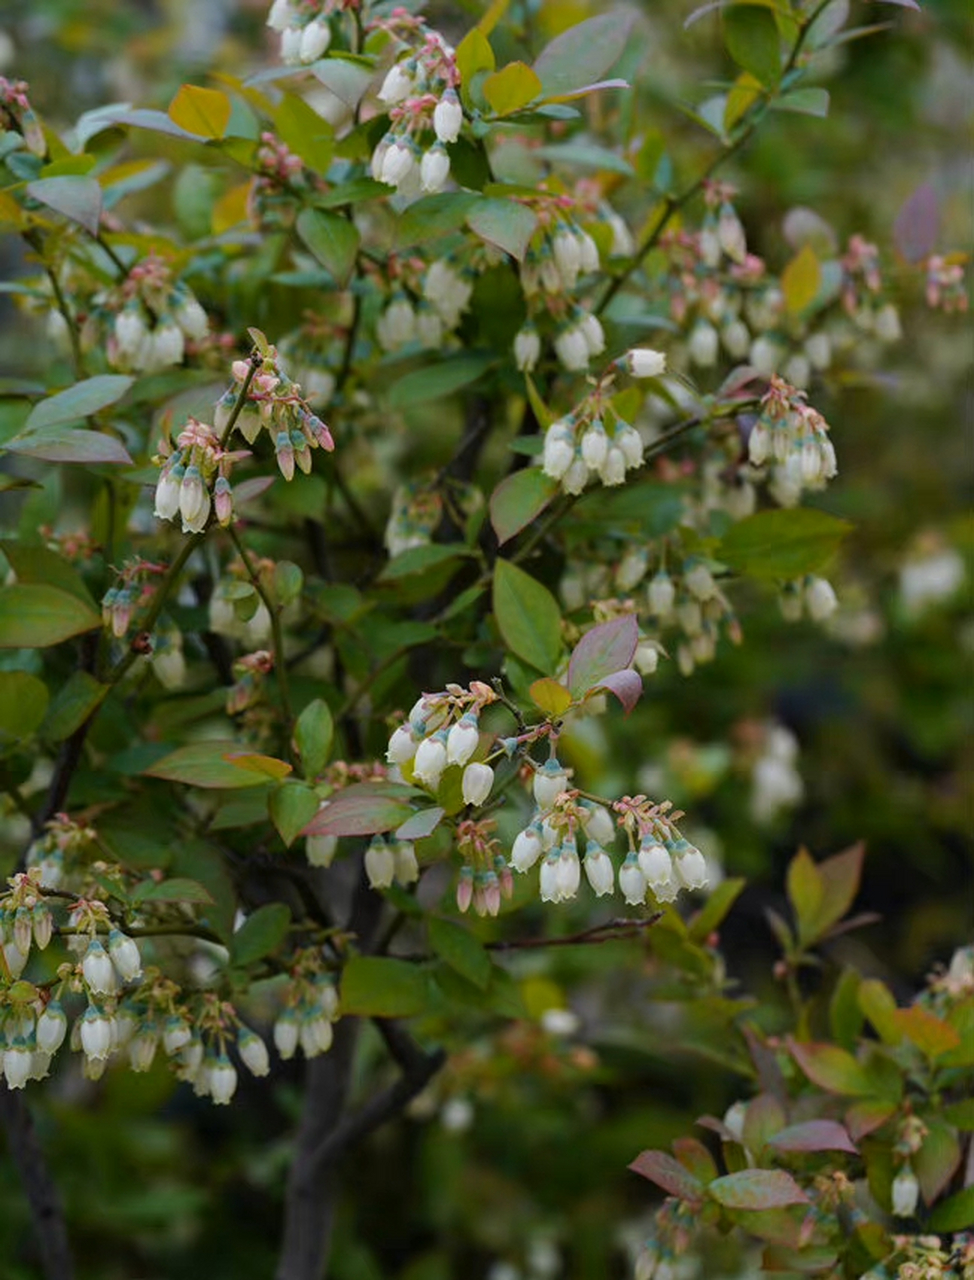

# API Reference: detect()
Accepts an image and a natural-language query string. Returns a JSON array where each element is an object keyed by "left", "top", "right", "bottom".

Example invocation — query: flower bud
[
  {"left": 36, "top": 1002, "right": 67, "bottom": 1055},
  {"left": 300, "top": 17, "right": 330, "bottom": 63},
  {"left": 378, "top": 62, "right": 414, "bottom": 106},
  {"left": 82, "top": 939, "right": 117, "bottom": 996},
  {"left": 306, "top": 833, "right": 338, "bottom": 867},
  {"left": 3, "top": 1039, "right": 32, "bottom": 1090},
  {"left": 580, "top": 803, "right": 615, "bottom": 847},
  {"left": 511, "top": 824, "right": 543, "bottom": 873},
  {"left": 364, "top": 838, "right": 396, "bottom": 889},
  {"left": 413, "top": 732, "right": 448, "bottom": 789},
  {"left": 393, "top": 841, "right": 419, "bottom": 886},
  {"left": 618, "top": 853, "right": 647, "bottom": 906},
  {"left": 625, "top": 347, "right": 667, "bottom": 378},
  {"left": 108, "top": 928, "right": 142, "bottom": 983},
  {"left": 420, "top": 144, "right": 450, "bottom": 194},
  {"left": 805, "top": 576, "right": 838, "bottom": 622},
  {"left": 386, "top": 724, "right": 419, "bottom": 765},
  {"left": 433, "top": 89, "right": 463, "bottom": 143},
  {"left": 584, "top": 845, "right": 614, "bottom": 896},
  {"left": 163, "top": 1016, "right": 192, "bottom": 1055},
  {"left": 674, "top": 844, "right": 708, "bottom": 891},
  {"left": 273, "top": 1010, "right": 299, "bottom": 1060},
  {"left": 80, "top": 1005, "right": 113, "bottom": 1061},
  {"left": 533, "top": 760, "right": 569, "bottom": 810},
  {"left": 447, "top": 713, "right": 480, "bottom": 766},
  {"left": 554, "top": 324, "right": 589, "bottom": 372},
  {"left": 209, "top": 1054, "right": 238, "bottom": 1105},
  {"left": 462, "top": 762, "right": 494, "bottom": 807},
  {"left": 238, "top": 1026, "right": 270, "bottom": 1077},
  {"left": 154, "top": 465, "right": 182, "bottom": 522},
  {"left": 599, "top": 446, "right": 627, "bottom": 487},
  {"left": 129, "top": 1028, "right": 158, "bottom": 1072},
  {"left": 891, "top": 1163, "right": 919, "bottom": 1217},
  {"left": 688, "top": 320, "right": 719, "bottom": 367},
  {"left": 514, "top": 324, "right": 541, "bottom": 372},
  {"left": 581, "top": 420, "right": 609, "bottom": 470}
]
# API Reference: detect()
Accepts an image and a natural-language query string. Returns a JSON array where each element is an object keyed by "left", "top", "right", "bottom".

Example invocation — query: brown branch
[
  {"left": 487, "top": 913, "right": 662, "bottom": 952},
  {"left": 0, "top": 1091, "right": 75, "bottom": 1280}
]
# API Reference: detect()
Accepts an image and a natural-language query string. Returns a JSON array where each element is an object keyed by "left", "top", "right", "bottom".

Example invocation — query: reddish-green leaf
[
  {"left": 767, "top": 1121, "right": 858, "bottom": 1155},
  {"left": 0, "top": 584, "right": 101, "bottom": 648},
  {"left": 810, "top": 842, "right": 865, "bottom": 937},
  {"left": 709, "top": 1169, "right": 808, "bottom": 1210},
  {"left": 303, "top": 782, "right": 416, "bottom": 837},
  {"left": 858, "top": 977, "right": 900, "bottom": 1042},
  {"left": 592, "top": 668, "right": 643, "bottom": 714},
  {"left": 628, "top": 1150, "right": 706, "bottom": 1204},
  {"left": 568, "top": 615, "right": 639, "bottom": 698},
  {"left": 742, "top": 1093, "right": 786, "bottom": 1154},
  {"left": 786, "top": 846, "right": 823, "bottom": 943},
  {"left": 489, "top": 468, "right": 558, "bottom": 545},
  {"left": 789, "top": 1039, "right": 874, "bottom": 1096},
  {"left": 146, "top": 741, "right": 280, "bottom": 789},
  {"left": 915, "top": 1121, "right": 961, "bottom": 1203},
  {"left": 672, "top": 1137, "right": 718, "bottom": 1186},
  {"left": 891, "top": 1005, "right": 960, "bottom": 1059},
  {"left": 846, "top": 1100, "right": 897, "bottom": 1141}
]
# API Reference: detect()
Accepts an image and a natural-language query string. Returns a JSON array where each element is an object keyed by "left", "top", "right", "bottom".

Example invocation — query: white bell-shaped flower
[
  {"left": 364, "top": 838, "right": 396, "bottom": 889},
  {"left": 618, "top": 853, "right": 647, "bottom": 905},
  {"left": 413, "top": 732, "right": 448, "bottom": 788},
  {"left": 584, "top": 845, "right": 615, "bottom": 896},
  {"left": 82, "top": 939, "right": 117, "bottom": 996},
  {"left": 533, "top": 760, "right": 569, "bottom": 810},
  {"left": 462, "top": 762, "right": 494, "bottom": 807},
  {"left": 446, "top": 713, "right": 479, "bottom": 766},
  {"left": 238, "top": 1026, "right": 270, "bottom": 1076},
  {"left": 433, "top": 89, "right": 463, "bottom": 142},
  {"left": 511, "top": 824, "right": 543, "bottom": 872}
]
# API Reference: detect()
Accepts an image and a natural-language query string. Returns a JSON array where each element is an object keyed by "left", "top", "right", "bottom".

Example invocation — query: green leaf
[
  {"left": 708, "top": 1169, "right": 808, "bottom": 1210},
  {"left": 942, "top": 1098, "right": 974, "bottom": 1130},
  {"left": 533, "top": 14, "right": 632, "bottom": 99},
  {"left": 718, "top": 508, "right": 852, "bottom": 580},
  {"left": 0, "top": 672, "right": 48, "bottom": 741},
  {"left": 722, "top": 5, "right": 781, "bottom": 87},
  {"left": 456, "top": 28, "right": 495, "bottom": 88},
  {"left": 167, "top": 83, "right": 232, "bottom": 139},
  {"left": 466, "top": 198, "right": 538, "bottom": 261},
  {"left": 891, "top": 1005, "right": 961, "bottom": 1059},
  {"left": 428, "top": 918, "right": 492, "bottom": 990},
  {"left": 786, "top": 847, "right": 824, "bottom": 945},
  {"left": 268, "top": 781, "right": 320, "bottom": 848},
  {"left": 145, "top": 741, "right": 282, "bottom": 789},
  {"left": 536, "top": 142, "right": 634, "bottom": 176},
  {"left": 772, "top": 87, "right": 830, "bottom": 118},
  {"left": 303, "top": 781, "right": 416, "bottom": 837},
  {"left": 132, "top": 877, "right": 215, "bottom": 905},
  {"left": 915, "top": 1121, "right": 962, "bottom": 1203},
  {"left": 927, "top": 1186, "right": 974, "bottom": 1233},
  {"left": 567, "top": 615, "right": 639, "bottom": 698},
  {"left": 24, "top": 375, "right": 134, "bottom": 432},
  {"left": 274, "top": 91, "right": 334, "bottom": 172},
  {"left": 379, "top": 545, "right": 473, "bottom": 582},
  {"left": 789, "top": 1039, "right": 875, "bottom": 1096},
  {"left": 294, "top": 698, "right": 334, "bottom": 779},
  {"left": 782, "top": 244, "right": 822, "bottom": 314},
  {"left": 26, "top": 175, "right": 104, "bottom": 235},
  {"left": 483, "top": 62, "right": 542, "bottom": 116},
  {"left": 489, "top": 468, "right": 558, "bottom": 545},
  {"left": 628, "top": 1150, "right": 706, "bottom": 1204},
  {"left": 0, "top": 584, "right": 101, "bottom": 648},
  {"left": 395, "top": 192, "right": 480, "bottom": 248},
  {"left": 492, "top": 560, "right": 562, "bottom": 674},
  {"left": 295, "top": 208, "right": 360, "bottom": 286},
  {"left": 340, "top": 956, "right": 429, "bottom": 1018},
  {"left": 5, "top": 427, "right": 133, "bottom": 465},
  {"left": 229, "top": 903, "right": 291, "bottom": 967},
  {"left": 40, "top": 671, "right": 108, "bottom": 741},
  {"left": 808, "top": 842, "right": 865, "bottom": 939},
  {"left": 688, "top": 877, "right": 746, "bottom": 942},
  {"left": 387, "top": 354, "right": 494, "bottom": 410},
  {"left": 0, "top": 541, "right": 96, "bottom": 607}
]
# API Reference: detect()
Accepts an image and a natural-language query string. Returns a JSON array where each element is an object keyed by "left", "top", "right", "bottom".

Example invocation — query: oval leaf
[
  {"left": 132, "top": 878, "right": 214, "bottom": 906},
  {"left": 718, "top": 508, "right": 852, "bottom": 581},
  {"left": 489, "top": 468, "right": 558, "bottom": 545},
  {"left": 167, "top": 84, "right": 232, "bottom": 139},
  {"left": 492, "top": 560, "right": 562, "bottom": 674},
  {"left": 387, "top": 354, "right": 495, "bottom": 410},
  {"left": 7, "top": 428, "right": 133, "bottom": 465},
  {"left": 709, "top": 1169, "right": 808, "bottom": 1211},
  {"left": 395, "top": 806, "right": 444, "bottom": 841},
  {"left": 722, "top": 5, "right": 782, "bottom": 87},
  {"left": 592, "top": 668, "right": 643, "bottom": 714},
  {"left": 767, "top": 1120, "right": 858, "bottom": 1155},
  {"left": 533, "top": 14, "right": 632, "bottom": 99},
  {"left": 303, "top": 782, "right": 416, "bottom": 837},
  {"left": 568, "top": 615, "right": 639, "bottom": 698},
  {"left": 340, "top": 956, "right": 429, "bottom": 1018},
  {"left": 0, "top": 584, "right": 101, "bottom": 648},
  {"left": 466, "top": 199, "right": 539, "bottom": 262},
  {"left": 782, "top": 244, "right": 822, "bottom": 314},
  {"left": 893, "top": 182, "right": 940, "bottom": 263},
  {"left": 629, "top": 1150, "right": 706, "bottom": 1204},
  {"left": 25, "top": 375, "right": 134, "bottom": 432},
  {"left": 788, "top": 1039, "right": 874, "bottom": 1096},
  {"left": 483, "top": 62, "right": 542, "bottom": 116},
  {"left": 26, "top": 176, "right": 103, "bottom": 235},
  {"left": 296, "top": 207, "right": 360, "bottom": 286},
  {"left": 429, "top": 918, "right": 492, "bottom": 990},
  {"left": 268, "top": 782, "right": 320, "bottom": 848},
  {"left": 294, "top": 698, "right": 334, "bottom": 779},
  {"left": 0, "top": 671, "right": 49, "bottom": 740},
  {"left": 230, "top": 903, "right": 291, "bottom": 967},
  {"left": 529, "top": 677, "right": 572, "bottom": 717},
  {"left": 145, "top": 741, "right": 278, "bottom": 789}
]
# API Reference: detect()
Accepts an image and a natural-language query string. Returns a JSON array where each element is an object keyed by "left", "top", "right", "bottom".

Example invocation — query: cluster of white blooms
[
  {"left": 898, "top": 534, "right": 965, "bottom": 618},
  {"left": 273, "top": 971, "right": 339, "bottom": 1061},
  {"left": 153, "top": 416, "right": 232, "bottom": 535},
  {"left": 267, "top": 0, "right": 334, "bottom": 66},
  {"left": 746, "top": 375, "right": 837, "bottom": 508},
  {"left": 749, "top": 722, "right": 805, "bottom": 825},
  {"left": 540, "top": 347, "right": 666, "bottom": 494},
  {"left": 98, "top": 254, "right": 208, "bottom": 374},
  {"left": 778, "top": 574, "right": 839, "bottom": 624},
  {"left": 512, "top": 217, "right": 606, "bottom": 374},
  {"left": 377, "top": 260, "right": 474, "bottom": 354},
  {"left": 509, "top": 761, "right": 708, "bottom": 908},
  {"left": 368, "top": 23, "right": 461, "bottom": 198},
  {"left": 386, "top": 682, "right": 497, "bottom": 811}
]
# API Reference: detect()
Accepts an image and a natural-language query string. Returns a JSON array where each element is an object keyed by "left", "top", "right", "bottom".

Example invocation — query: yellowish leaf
[
  {"left": 168, "top": 83, "right": 232, "bottom": 140},
  {"left": 782, "top": 244, "right": 821, "bottom": 314},
  {"left": 724, "top": 72, "right": 762, "bottom": 131},
  {"left": 211, "top": 181, "right": 251, "bottom": 235},
  {"left": 456, "top": 28, "right": 495, "bottom": 88},
  {"left": 483, "top": 62, "right": 542, "bottom": 116},
  {"left": 529, "top": 677, "right": 573, "bottom": 717}
]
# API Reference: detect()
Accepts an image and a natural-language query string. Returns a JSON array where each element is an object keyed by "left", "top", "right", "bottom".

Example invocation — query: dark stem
[{"left": 0, "top": 1091, "right": 75, "bottom": 1280}]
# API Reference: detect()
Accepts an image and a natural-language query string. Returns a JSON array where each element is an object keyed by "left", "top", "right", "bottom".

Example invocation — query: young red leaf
[
  {"left": 708, "top": 1169, "right": 809, "bottom": 1211},
  {"left": 628, "top": 1150, "right": 706, "bottom": 1204},
  {"left": 568, "top": 615, "right": 639, "bottom": 698},
  {"left": 767, "top": 1120, "right": 858, "bottom": 1155}
]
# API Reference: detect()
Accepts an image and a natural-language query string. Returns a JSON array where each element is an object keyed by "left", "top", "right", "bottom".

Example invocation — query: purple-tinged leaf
[
  {"left": 568, "top": 615, "right": 639, "bottom": 698},
  {"left": 543, "top": 78, "right": 630, "bottom": 102},
  {"left": 26, "top": 176, "right": 103, "bottom": 236},
  {"left": 25, "top": 374, "right": 134, "bottom": 431},
  {"left": 672, "top": 1138, "right": 718, "bottom": 1186},
  {"left": 395, "top": 806, "right": 444, "bottom": 841},
  {"left": 303, "top": 782, "right": 417, "bottom": 838},
  {"left": 767, "top": 1121, "right": 858, "bottom": 1155},
  {"left": 533, "top": 14, "right": 633, "bottom": 99},
  {"left": 788, "top": 1039, "right": 874, "bottom": 1096},
  {"left": 845, "top": 1099, "right": 896, "bottom": 1141},
  {"left": 489, "top": 469, "right": 558, "bottom": 545},
  {"left": 593, "top": 668, "right": 643, "bottom": 714},
  {"left": 628, "top": 1150, "right": 706, "bottom": 1204},
  {"left": 709, "top": 1169, "right": 809, "bottom": 1211},
  {"left": 869, "top": 0, "right": 919, "bottom": 9},
  {"left": 233, "top": 476, "right": 276, "bottom": 506},
  {"left": 893, "top": 183, "right": 939, "bottom": 263},
  {"left": 697, "top": 1114, "right": 742, "bottom": 1144}
]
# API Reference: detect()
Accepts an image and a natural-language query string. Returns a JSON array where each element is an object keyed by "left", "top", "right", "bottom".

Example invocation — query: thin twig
[
  {"left": 0, "top": 1091, "right": 75, "bottom": 1280},
  {"left": 487, "top": 913, "right": 662, "bottom": 952}
]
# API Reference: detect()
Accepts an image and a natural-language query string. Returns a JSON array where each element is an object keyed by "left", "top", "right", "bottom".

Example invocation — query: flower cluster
[
  {"left": 154, "top": 416, "right": 244, "bottom": 533},
  {"left": 102, "top": 254, "right": 209, "bottom": 374},
  {"left": 376, "top": 258, "right": 474, "bottom": 354},
  {"left": 214, "top": 347, "right": 335, "bottom": 471},
  {"left": 386, "top": 681, "right": 498, "bottom": 809},
  {"left": 0, "top": 76, "right": 44, "bottom": 156},
  {"left": 540, "top": 348, "right": 666, "bottom": 494},
  {"left": 363, "top": 837, "right": 419, "bottom": 890},
  {"left": 369, "top": 21, "right": 461, "bottom": 197},
  {"left": 925, "top": 252, "right": 969, "bottom": 314},
  {"left": 267, "top": 0, "right": 335, "bottom": 66},
  {"left": 249, "top": 130, "right": 324, "bottom": 231},
  {"left": 747, "top": 375, "right": 837, "bottom": 505},
  {"left": 272, "top": 963, "right": 340, "bottom": 1061},
  {"left": 510, "top": 765, "right": 707, "bottom": 908}
]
